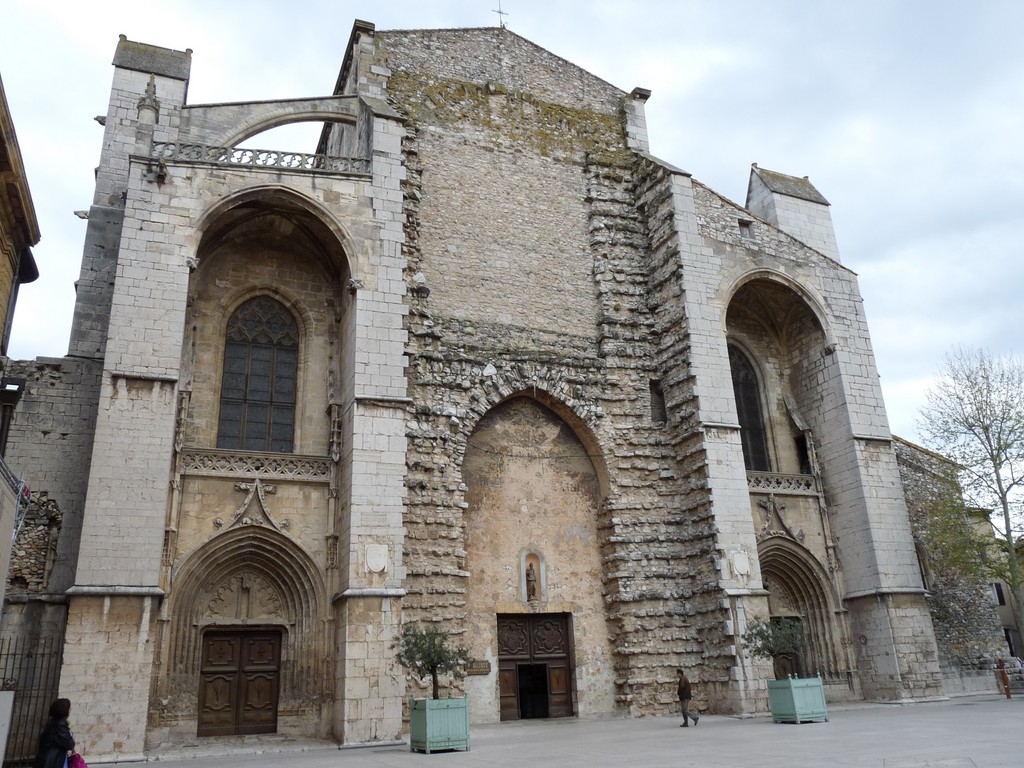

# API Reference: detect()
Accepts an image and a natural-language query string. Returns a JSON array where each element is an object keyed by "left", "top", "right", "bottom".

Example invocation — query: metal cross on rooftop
[{"left": 493, "top": 1, "right": 508, "bottom": 28}]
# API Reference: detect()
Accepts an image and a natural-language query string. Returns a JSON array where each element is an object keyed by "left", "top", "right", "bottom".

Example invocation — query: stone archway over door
[
  {"left": 497, "top": 614, "right": 574, "bottom": 720},
  {"left": 197, "top": 629, "right": 282, "bottom": 736}
]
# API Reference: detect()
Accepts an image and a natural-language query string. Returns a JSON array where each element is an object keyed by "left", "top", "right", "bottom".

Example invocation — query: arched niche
[{"left": 181, "top": 188, "right": 352, "bottom": 453}]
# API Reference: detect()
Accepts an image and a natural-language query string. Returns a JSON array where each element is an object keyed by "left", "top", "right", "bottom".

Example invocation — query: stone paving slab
[{"left": 120, "top": 695, "right": 1020, "bottom": 768}]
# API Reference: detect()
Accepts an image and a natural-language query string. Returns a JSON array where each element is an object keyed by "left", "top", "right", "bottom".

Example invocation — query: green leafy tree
[
  {"left": 395, "top": 625, "right": 469, "bottom": 699},
  {"left": 743, "top": 618, "right": 804, "bottom": 678},
  {"left": 919, "top": 347, "right": 1024, "bottom": 643}
]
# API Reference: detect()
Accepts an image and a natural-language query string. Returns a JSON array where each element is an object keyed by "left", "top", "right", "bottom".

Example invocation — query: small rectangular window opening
[
  {"left": 650, "top": 380, "right": 667, "bottom": 424},
  {"left": 738, "top": 219, "right": 754, "bottom": 239},
  {"left": 993, "top": 582, "right": 1006, "bottom": 606}
]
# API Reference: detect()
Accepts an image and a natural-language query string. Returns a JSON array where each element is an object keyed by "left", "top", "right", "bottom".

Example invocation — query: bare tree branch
[{"left": 918, "top": 346, "right": 1024, "bottom": 642}]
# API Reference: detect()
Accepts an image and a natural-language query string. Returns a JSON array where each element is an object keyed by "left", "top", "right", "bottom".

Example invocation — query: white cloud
[{"left": 3, "top": 0, "right": 1021, "bottom": 452}]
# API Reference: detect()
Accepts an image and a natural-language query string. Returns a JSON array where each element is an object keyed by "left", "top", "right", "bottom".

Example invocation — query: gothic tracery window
[
  {"left": 729, "top": 345, "right": 771, "bottom": 472},
  {"left": 217, "top": 296, "right": 298, "bottom": 453}
]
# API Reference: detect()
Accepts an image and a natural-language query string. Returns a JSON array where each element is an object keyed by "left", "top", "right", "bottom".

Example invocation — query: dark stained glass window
[
  {"left": 729, "top": 346, "right": 771, "bottom": 472},
  {"left": 217, "top": 296, "right": 298, "bottom": 453}
]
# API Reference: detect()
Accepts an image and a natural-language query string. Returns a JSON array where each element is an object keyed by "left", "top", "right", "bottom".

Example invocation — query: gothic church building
[{"left": 5, "top": 21, "right": 956, "bottom": 760}]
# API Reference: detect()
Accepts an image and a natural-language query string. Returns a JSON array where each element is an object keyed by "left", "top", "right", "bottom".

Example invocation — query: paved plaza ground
[{"left": 127, "top": 693, "right": 1020, "bottom": 768}]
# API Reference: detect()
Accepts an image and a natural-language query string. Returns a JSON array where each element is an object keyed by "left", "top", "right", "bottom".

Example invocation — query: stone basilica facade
[{"left": 4, "top": 20, "right": 993, "bottom": 761}]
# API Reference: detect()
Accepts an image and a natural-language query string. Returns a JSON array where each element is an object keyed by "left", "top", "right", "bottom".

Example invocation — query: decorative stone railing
[
  {"left": 181, "top": 448, "right": 331, "bottom": 483},
  {"left": 151, "top": 142, "right": 371, "bottom": 175},
  {"left": 747, "top": 471, "right": 817, "bottom": 495}
]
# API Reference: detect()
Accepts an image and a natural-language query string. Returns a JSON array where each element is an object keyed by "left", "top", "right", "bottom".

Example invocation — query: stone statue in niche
[{"left": 526, "top": 562, "right": 537, "bottom": 602}]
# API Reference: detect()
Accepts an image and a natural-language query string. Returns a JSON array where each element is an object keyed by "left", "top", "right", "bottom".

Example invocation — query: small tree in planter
[
  {"left": 396, "top": 625, "right": 470, "bottom": 699},
  {"left": 743, "top": 617, "right": 827, "bottom": 723},
  {"left": 743, "top": 617, "right": 805, "bottom": 679},
  {"left": 396, "top": 625, "right": 472, "bottom": 753}
]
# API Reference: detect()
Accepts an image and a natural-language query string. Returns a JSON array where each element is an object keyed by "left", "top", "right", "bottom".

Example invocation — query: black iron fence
[{"left": 1, "top": 635, "right": 63, "bottom": 766}]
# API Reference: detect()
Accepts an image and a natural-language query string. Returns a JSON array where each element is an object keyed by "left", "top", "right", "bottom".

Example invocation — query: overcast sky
[{"left": 3, "top": 1, "right": 1021, "bottom": 443}]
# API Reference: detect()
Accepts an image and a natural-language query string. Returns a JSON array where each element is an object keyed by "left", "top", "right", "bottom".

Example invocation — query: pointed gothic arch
[
  {"left": 189, "top": 184, "right": 362, "bottom": 285},
  {"left": 757, "top": 537, "right": 847, "bottom": 682},
  {"left": 720, "top": 268, "right": 837, "bottom": 352},
  {"left": 452, "top": 392, "right": 617, "bottom": 721},
  {"left": 161, "top": 526, "right": 329, "bottom": 727},
  {"left": 728, "top": 344, "right": 771, "bottom": 472},
  {"left": 216, "top": 295, "right": 300, "bottom": 453}
]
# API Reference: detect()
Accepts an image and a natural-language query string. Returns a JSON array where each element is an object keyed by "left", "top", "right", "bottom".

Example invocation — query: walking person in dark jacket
[
  {"left": 34, "top": 698, "right": 74, "bottom": 768},
  {"left": 677, "top": 669, "right": 699, "bottom": 727}
]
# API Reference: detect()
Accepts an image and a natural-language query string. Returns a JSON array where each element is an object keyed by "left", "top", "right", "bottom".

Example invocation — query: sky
[{"left": 2, "top": 0, "right": 1021, "bottom": 443}]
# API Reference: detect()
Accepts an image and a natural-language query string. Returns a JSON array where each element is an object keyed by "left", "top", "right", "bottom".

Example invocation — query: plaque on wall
[{"left": 466, "top": 659, "right": 491, "bottom": 676}]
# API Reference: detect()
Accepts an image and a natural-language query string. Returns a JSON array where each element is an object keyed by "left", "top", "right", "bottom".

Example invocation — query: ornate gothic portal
[
  {"left": 158, "top": 526, "right": 329, "bottom": 737},
  {"left": 461, "top": 396, "right": 617, "bottom": 720},
  {"left": 728, "top": 277, "right": 855, "bottom": 692}
]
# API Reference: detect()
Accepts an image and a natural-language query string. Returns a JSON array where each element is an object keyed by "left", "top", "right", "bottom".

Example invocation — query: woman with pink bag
[{"left": 33, "top": 698, "right": 74, "bottom": 768}]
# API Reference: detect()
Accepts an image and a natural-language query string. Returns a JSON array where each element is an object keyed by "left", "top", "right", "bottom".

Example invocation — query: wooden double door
[
  {"left": 197, "top": 630, "right": 281, "bottom": 736},
  {"left": 497, "top": 614, "right": 574, "bottom": 721}
]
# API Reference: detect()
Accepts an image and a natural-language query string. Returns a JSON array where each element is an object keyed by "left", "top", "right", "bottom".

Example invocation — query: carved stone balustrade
[
  {"left": 151, "top": 142, "right": 371, "bottom": 175},
  {"left": 181, "top": 448, "right": 331, "bottom": 483},
  {"left": 747, "top": 471, "right": 817, "bottom": 496}
]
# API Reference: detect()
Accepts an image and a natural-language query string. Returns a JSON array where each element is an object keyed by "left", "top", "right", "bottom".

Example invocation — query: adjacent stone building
[
  {"left": 4, "top": 21, "right": 994, "bottom": 761},
  {"left": 0, "top": 71, "right": 40, "bottom": 618},
  {"left": 893, "top": 437, "right": 1006, "bottom": 692}
]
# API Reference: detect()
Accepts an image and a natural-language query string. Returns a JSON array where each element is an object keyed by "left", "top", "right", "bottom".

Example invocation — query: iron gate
[{"left": 0, "top": 635, "right": 64, "bottom": 766}]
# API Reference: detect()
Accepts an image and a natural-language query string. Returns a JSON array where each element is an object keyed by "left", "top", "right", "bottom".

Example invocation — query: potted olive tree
[
  {"left": 396, "top": 625, "right": 471, "bottom": 753},
  {"left": 743, "top": 617, "right": 828, "bottom": 723}
]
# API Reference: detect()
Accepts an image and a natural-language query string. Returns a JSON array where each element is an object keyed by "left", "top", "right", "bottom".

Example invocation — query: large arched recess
[
  {"left": 459, "top": 392, "right": 617, "bottom": 721},
  {"left": 758, "top": 537, "right": 848, "bottom": 682},
  {"left": 179, "top": 185, "right": 355, "bottom": 454},
  {"left": 725, "top": 274, "right": 831, "bottom": 476},
  {"left": 721, "top": 269, "right": 836, "bottom": 351},
  {"left": 190, "top": 185, "right": 359, "bottom": 282},
  {"left": 162, "top": 526, "right": 329, "bottom": 729}
]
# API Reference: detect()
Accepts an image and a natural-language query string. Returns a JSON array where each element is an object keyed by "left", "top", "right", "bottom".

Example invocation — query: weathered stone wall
[
  {"left": 7, "top": 491, "right": 60, "bottom": 593},
  {"left": 461, "top": 398, "right": 614, "bottom": 720},
  {"left": 895, "top": 437, "right": 1004, "bottom": 694},
  {"left": 70, "top": 43, "right": 189, "bottom": 360},
  {"left": 632, "top": 158, "right": 738, "bottom": 713},
  {"left": 61, "top": 594, "right": 159, "bottom": 761},
  {"left": 3, "top": 357, "right": 102, "bottom": 606},
  {"left": 378, "top": 28, "right": 624, "bottom": 115},
  {"left": 384, "top": 27, "right": 729, "bottom": 719}
]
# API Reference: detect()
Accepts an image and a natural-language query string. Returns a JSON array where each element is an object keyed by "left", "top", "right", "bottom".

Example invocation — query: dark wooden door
[
  {"left": 497, "top": 614, "right": 574, "bottom": 720},
  {"left": 198, "top": 630, "right": 281, "bottom": 736}
]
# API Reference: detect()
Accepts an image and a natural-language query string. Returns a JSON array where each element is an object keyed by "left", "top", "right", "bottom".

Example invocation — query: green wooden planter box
[
  {"left": 767, "top": 675, "right": 828, "bottom": 723},
  {"left": 409, "top": 696, "right": 470, "bottom": 754}
]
